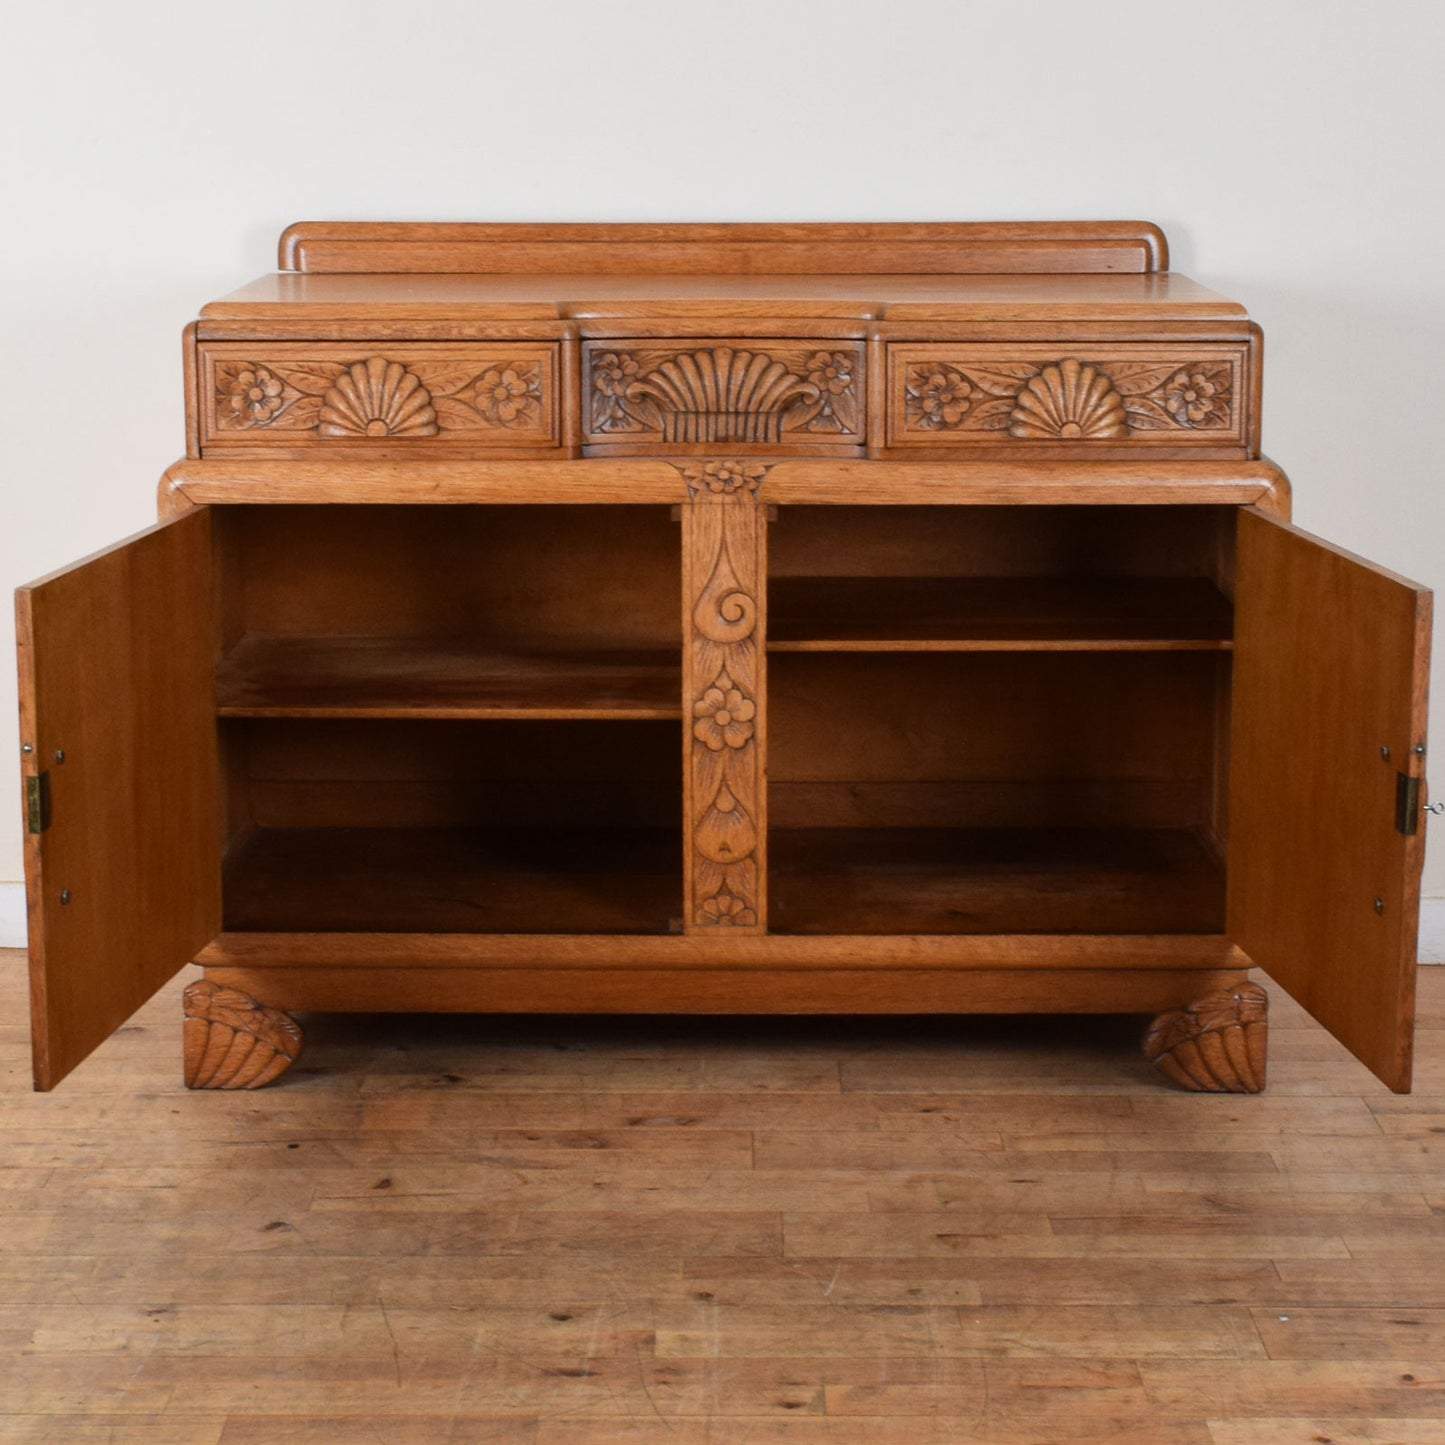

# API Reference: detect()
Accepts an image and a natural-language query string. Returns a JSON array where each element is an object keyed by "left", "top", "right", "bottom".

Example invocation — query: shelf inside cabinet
[
  {"left": 768, "top": 826, "right": 1226, "bottom": 935},
  {"left": 223, "top": 825, "right": 683, "bottom": 934},
  {"left": 767, "top": 577, "right": 1233, "bottom": 652},
  {"left": 215, "top": 636, "right": 683, "bottom": 720}
]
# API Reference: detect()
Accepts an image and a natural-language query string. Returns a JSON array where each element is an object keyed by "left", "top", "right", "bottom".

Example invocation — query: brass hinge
[
  {"left": 25, "top": 772, "right": 51, "bottom": 835},
  {"left": 1396, "top": 772, "right": 1424, "bottom": 836}
]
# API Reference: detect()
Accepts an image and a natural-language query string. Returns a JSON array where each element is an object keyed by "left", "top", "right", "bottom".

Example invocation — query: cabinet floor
[
  {"left": 223, "top": 825, "right": 684, "bottom": 934},
  {"left": 3, "top": 953, "right": 1444, "bottom": 1442},
  {"left": 770, "top": 825, "right": 1226, "bottom": 934}
]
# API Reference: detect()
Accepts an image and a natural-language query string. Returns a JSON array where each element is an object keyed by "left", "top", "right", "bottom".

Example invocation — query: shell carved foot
[
  {"left": 183, "top": 980, "right": 303, "bottom": 1089},
  {"left": 1143, "top": 981, "right": 1268, "bottom": 1093}
]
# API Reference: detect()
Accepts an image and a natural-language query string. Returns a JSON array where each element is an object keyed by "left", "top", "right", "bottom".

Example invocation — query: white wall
[{"left": 2, "top": 0, "right": 1441, "bottom": 914}]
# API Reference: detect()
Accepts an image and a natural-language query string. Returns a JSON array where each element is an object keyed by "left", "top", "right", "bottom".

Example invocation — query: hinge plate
[
  {"left": 26, "top": 772, "right": 51, "bottom": 835},
  {"left": 1396, "top": 772, "right": 1421, "bottom": 836}
]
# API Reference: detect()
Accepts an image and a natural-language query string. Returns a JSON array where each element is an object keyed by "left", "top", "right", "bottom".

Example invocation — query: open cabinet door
[
  {"left": 17, "top": 510, "right": 219, "bottom": 1089},
  {"left": 1230, "top": 508, "right": 1431, "bottom": 1093}
]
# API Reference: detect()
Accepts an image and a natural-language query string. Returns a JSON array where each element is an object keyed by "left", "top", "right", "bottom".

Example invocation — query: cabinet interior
[
  {"left": 215, "top": 505, "right": 684, "bottom": 934},
  {"left": 212, "top": 501, "right": 1236, "bottom": 938},
  {"left": 767, "top": 505, "right": 1235, "bottom": 935}
]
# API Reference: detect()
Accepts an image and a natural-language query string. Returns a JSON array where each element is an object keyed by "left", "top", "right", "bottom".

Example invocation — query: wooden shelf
[
  {"left": 767, "top": 577, "right": 1233, "bottom": 652},
  {"left": 223, "top": 826, "right": 682, "bottom": 934},
  {"left": 769, "top": 826, "right": 1226, "bottom": 935},
  {"left": 216, "top": 636, "right": 682, "bottom": 719}
]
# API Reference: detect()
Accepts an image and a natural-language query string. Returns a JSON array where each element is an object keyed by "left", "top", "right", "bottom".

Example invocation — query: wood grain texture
[
  {"left": 199, "top": 343, "right": 560, "bottom": 455},
  {"left": 197, "top": 272, "right": 1246, "bottom": 338},
  {"left": 768, "top": 826, "right": 1226, "bottom": 937},
  {"left": 222, "top": 826, "right": 682, "bottom": 936},
  {"left": 181, "top": 979, "right": 302, "bottom": 1089},
  {"left": 17, "top": 511, "right": 220, "bottom": 1090},
  {"left": 276, "top": 220, "right": 1172, "bottom": 274},
  {"left": 215, "top": 636, "right": 682, "bottom": 719},
  {"left": 1144, "top": 981, "right": 1269, "bottom": 1092},
  {"left": 1230, "top": 510, "right": 1431, "bottom": 1093},
  {"left": 887, "top": 344, "right": 1249, "bottom": 453},
  {"left": 767, "top": 576, "right": 1234, "bottom": 652},
  {"left": 155, "top": 456, "right": 1289, "bottom": 511},
  {"left": 583, "top": 340, "right": 864, "bottom": 449},
  {"left": 202, "top": 965, "right": 1246, "bottom": 1017},
  {"left": 683, "top": 464, "right": 768, "bottom": 933},
  {"left": 4, "top": 952, "right": 1445, "bottom": 1440}
]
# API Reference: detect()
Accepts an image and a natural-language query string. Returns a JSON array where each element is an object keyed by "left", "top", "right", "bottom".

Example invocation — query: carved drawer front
[
  {"left": 887, "top": 344, "right": 1249, "bottom": 451},
  {"left": 583, "top": 340, "right": 865, "bottom": 450},
  {"left": 199, "top": 343, "right": 560, "bottom": 452}
]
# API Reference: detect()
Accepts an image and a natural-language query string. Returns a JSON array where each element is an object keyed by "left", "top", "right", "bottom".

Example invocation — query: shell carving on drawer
[
  {"left": 890, "top": 347, "right": 1244, "bottom": 448},
  {"left": 205, "top": 347, "right": 556, "bottom": 446},
  {"left": 586, "top": 343, "right": 864, "bottom": 445}
]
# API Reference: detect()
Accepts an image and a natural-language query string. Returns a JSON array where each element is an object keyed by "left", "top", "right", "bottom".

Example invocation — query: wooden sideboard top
[{"left": 201, "top": 270, "right": 1244, "bottom": 326}]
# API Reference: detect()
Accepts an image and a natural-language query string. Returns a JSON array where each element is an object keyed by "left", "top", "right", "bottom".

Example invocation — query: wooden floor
[{"left": 3, "top": 951, "right": 1445, "bottom": 1444}]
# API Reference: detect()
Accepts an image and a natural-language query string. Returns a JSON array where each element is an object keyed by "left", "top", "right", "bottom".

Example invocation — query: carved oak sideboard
[{"left": 15, "top": 222, "right": 1432, "bottom": 1095}]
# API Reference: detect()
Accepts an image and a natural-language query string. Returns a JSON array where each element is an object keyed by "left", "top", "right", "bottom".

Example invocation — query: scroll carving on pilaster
[
  {"left": 682, "top": 462, "right": 768, "bottom": 932},
  {"left": 183, "top": 980, "right": 303, "bottom": 1089},
  {"left": 209, "top": 351, "right": 553, "bottom": 441},
  {"left": 1143, "top": 982, "right": 1268, "bottom": 1093},
  {"left": 588, "top": 344, "right": 863, "bottom": 444},
  {"left": 895, "top": 351, "right": 1240, "bottom": 442}
]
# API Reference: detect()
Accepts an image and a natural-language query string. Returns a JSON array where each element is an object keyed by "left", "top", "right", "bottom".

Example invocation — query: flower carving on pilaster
[
  {"left": 680, "top": 461, "right": 771, "bottom": 498},
  {"left": 692, "top": 671, "right": 756, "bottom": 751},
  {"left": 697, "top": 889, "right": 758, "bottom": 928}
]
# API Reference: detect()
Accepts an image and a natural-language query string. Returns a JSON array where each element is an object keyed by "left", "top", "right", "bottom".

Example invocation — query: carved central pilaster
[{"left": 681, "top": 462, "right": 770, "bottom": 932}]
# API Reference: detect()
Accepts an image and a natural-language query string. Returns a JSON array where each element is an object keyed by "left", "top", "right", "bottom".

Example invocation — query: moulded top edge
[{"left": 197, "top": 271, "right": 1248, "bottom": 326}]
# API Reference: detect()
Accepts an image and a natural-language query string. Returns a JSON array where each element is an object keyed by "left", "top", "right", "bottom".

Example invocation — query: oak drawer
[
  {"left": 886, "top": 343, "right": 1251, "bottom": 453},
  {"left": 582, "top": 339, "right": 865, "bottom": 452},
  {"left": 199, "top": 343, "right": 561, "bottom": 453}
]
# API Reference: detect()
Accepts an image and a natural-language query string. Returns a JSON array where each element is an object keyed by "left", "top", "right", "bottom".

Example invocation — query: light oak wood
[
  {"left": 197, "top": 342, "right": 561, "bottom": 457},
  {"left": 215, "top": 636, "right": 682, "bottom": 719},
  {"left": 1144, "top": 980, "right": 1269, "bottom": 1092},
  {"left": 277, "top": 220, "right": 1173, "bottom": 274},
  {"left": 203, "top": 964, "right": 1246, "bottom": 1016},
  {"left": 157, "top": 456, "right": 1290, "bottom": 513},
  {"left": 17, "top": 512, "right": 220, "bottom": 1090},
  {"left": 1230, "top": 510, "right": 1432, "bottom": 1093},
  {"left": 767, "top": 576, "right": 1234, "bottom": 651},
  {"left": 181, "top": 979, "right": 302, "bottom": 1089},
  {"left": 17, "top": 223, "right": 1430, "bottom": 1100},
  {"left": 5, "top": 953, "right": 1444, "bottom": 1438},
  {"left": 683, "top": 463, "right": 768, "bottom": 933}
]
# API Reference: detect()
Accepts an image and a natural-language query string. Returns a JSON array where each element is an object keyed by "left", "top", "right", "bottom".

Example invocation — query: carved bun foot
[
  {"left": 1143, "top": 981, "right": 1268, "bottom": 1093},
  {"left": 183, "top": 980, "right": 303, "bottom": 1089}
]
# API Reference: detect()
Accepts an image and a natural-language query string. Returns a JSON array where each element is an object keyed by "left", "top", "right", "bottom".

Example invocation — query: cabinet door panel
[
  {"left": 16, "top": 510, "right": 219, "bottom": 1089},
  {"left": 1230, "top": 508, "right": 1431, "bottom": 1092}
]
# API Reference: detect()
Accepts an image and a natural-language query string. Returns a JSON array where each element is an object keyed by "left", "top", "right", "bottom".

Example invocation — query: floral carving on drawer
[
  {"left": 889, "top": 347, "right": 1245, "bottom": 447},
  {"left": 585, "top": 343, "right": 864, "bottom": 446},
  {"left": 204, "top": 348, "right": 556, "bottom": 446}
]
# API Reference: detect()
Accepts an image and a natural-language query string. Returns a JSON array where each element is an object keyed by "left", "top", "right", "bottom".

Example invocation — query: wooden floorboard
[{"left": 1, "top": 949, "right": 1443, "bottom": 1442}]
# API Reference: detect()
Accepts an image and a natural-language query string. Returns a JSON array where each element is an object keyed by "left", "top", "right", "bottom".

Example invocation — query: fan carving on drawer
[
  {"left": 897, "top": 355, "right": 1236, "bottom": 439},
  {"left": 210, "top": 352, "right": 549, "bottom": 440},
  {"left": 588, "top": 344, "right": 863, "bottom": 444}
]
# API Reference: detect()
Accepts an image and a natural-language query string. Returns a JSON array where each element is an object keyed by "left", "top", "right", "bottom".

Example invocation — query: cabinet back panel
[
  {"left": 225, "top": 719, "right": 682, "bottom": 830},
  {"left": 770, "top": 505, "right": 1234, "bottom": 586},
  {"left": 769, "top": 652, "right": 1219, "bottom": 830},
  {"left": 221, "top": 505, "right": 681, "bottom": 647}
]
